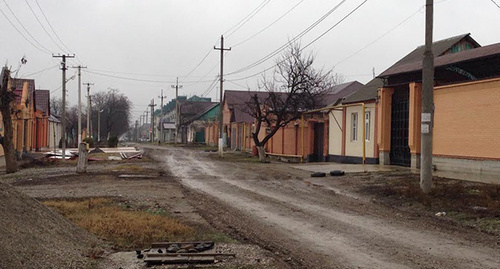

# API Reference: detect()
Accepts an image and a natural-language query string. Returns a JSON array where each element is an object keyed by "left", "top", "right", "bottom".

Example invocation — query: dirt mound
[{"left": 0, "top": 181, "right": 102, "bottom": 269}]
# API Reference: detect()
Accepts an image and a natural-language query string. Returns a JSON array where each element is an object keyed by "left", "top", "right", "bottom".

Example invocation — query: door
[
  {"left": 390, "top": 88, "right": 411, "bottom": 166},
  {"left": 312, "top": 123, "right": 325, "bottom": 162}
]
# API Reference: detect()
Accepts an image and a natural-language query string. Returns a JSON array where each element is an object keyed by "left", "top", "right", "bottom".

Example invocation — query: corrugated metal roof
[
  {"left": 343, "top": 78, "right": 384, "bottom": 104},
  {"left": 379, "top": 42, "right": 500, "bottom": 78},
  {"left": 379, "top": 33, "right": 479, "bottom": 78}
]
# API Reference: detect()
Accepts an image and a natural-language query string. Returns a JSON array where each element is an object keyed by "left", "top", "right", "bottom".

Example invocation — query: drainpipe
[{"left": 362, "top": 103, "right": 366, "bottom": 164}]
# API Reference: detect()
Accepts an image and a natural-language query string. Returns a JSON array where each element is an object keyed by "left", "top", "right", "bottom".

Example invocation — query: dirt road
[{"left": 146, "top": 145, "right": 500, "bottom": 269}]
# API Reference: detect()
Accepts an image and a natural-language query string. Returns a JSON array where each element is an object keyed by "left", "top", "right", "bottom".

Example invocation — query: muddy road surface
[{"left": 144, "top": 145, "right": 500, "bottom": 269}]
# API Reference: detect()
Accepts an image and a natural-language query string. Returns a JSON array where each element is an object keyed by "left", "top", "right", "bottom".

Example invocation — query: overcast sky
[{"left": 1, "top": 0, "right": 499, "bottom": 121}]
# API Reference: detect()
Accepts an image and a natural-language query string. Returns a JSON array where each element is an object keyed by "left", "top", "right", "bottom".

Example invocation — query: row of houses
[
  {"left": 0, "top": 75, "right": 62, "bottom": 164},
  {"left": 198, "top": 33, "right": 500, "bottom": 176}
]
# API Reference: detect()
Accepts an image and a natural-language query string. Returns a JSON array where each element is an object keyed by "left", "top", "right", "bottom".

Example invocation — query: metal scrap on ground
[{"left": 139, "top": 241, "right": 236, "bottom": 266}]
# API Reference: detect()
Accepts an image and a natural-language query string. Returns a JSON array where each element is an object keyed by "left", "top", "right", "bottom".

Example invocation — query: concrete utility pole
[
  {"left": 171, "top": 77, "right": 183, "bottom": 144},
  {"left": 71, "top": 65, "right": 86, "bottom": 144},
  {"left": 421, "top": 0, "right": 434, "bottom": 194},
  {"left": 158, "top": 89, "right": 167, "bottom": 143},
  {"left": 149, "top": 99, "right": 157, "bottom": 142},
  {"left": 83, "top": 82, "right": 93, "bottom": 138},
  {"left": 214, "top": 35, "right": 231, "bottom": 156},
  {"left": 53, "top": 54, "right": 75, "bottom": 162}
]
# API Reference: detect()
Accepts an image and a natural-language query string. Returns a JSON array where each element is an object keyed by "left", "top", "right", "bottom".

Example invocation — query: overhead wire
[
  {"left": 302, "top": 0, "right": 368, "bottom": 50},
  {"left": 0, "top": 0, "right": 52, "bottom": 54},
  {"left": 183, "top": 38, "right": 220, "bottom": 77},
  {"left": 223, "top": 0, "right": 270, "bottom": 37},
  {"left": 24, "top": 0, "right": 66, "bottom": 52},
  {"left": 21, "top": 63, "right": 58, "bottom": 77},
  {"left": 490, "top": 0, "right": 500, "bottom": 8},
  {"left": 84, "top": 69, "right": 216, "bottom": 84},
  {"left": 34, "top": 0, "right": 74, "bottom": 53},
  {"left": 232, "top": 0, "right": 305, "bottom": 48},
  {"left": 333, "top": 6, "right": 420, "bottom": 67},
  {"left": 227, "top": 0, "right": 369, "bottom": 82},
  {"left": 225, "top": 0, "right": 272, "bottom": 38},
  {"left": 225, "top": 0, "right": 348, "bottom": 76}
]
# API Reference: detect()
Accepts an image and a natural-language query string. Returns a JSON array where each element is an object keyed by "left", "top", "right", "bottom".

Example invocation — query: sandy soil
[{"left": 144, "top": 145, "right": 500, "bottom": 269}]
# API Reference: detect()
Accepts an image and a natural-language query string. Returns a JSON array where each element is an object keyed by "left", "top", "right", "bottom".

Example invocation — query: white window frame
[
  {"left": 365, "top": 111, "right": 370, "bottom": 142},
  {"left": 351, "top": 113, "right": 358, "bottom": 142}
]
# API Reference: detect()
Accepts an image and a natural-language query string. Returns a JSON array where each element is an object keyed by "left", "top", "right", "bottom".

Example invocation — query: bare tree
[
  {"left": 50, "top": 96, "right": 62, "bottom": 116},
  {"left": 0, "top": 67, "right": 18, "bottom": 173},
  {"left": 91, "top": 89, "right": 131, "bottom": 141},
  {"left": 245, "top": 43, "right": 340, "bottom": 162}
]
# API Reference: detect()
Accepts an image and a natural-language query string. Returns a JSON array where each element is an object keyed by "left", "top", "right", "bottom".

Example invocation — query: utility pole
[
  {"left": 158, "top": 89, "right": 167, "bottom": 143},
  {"left": 144, "top": 110, "right": 149, "bottom": 141},
  {"left": 171, "top": 77, "right": 183, "bottom": 144},
  {"left": 83, "top": 82, "right": 93, "bottom": 138},
  {"left": 421, "top": 0, "right": 434, "bottom": 194},
  {"left": 71, "top": 65, "right": 86, "bottom": 144},
  {"left": 53, "top": 54, "right": 75, "bottom": 162},
  {"left": 149, "top": 99, "right": 157, "bottom": 142},
  {"left": 214, "top": 35, "right": 231, "bottom": 156}
]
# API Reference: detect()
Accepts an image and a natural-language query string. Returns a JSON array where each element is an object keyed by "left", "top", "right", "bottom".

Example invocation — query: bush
[
  {"left": 108, "top": 136, "right": 118, "bottom": 148},
  {"left": 83, "top": 137, "right": 95, "bottom": 148}
]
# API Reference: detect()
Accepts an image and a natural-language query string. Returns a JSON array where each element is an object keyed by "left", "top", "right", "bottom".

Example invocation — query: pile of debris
[{"left": 138, "top": 241, "right": 235, "bottom": 266}]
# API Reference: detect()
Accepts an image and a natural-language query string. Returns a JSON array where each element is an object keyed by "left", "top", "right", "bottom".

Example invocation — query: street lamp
[{"left": 98, "top": 109, "right": 104, "bottom": 142}]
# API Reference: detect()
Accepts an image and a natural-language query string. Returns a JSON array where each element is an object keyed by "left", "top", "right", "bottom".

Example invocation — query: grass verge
[{"left": 44, "top": 198, "right": 196, "bottom": 249}]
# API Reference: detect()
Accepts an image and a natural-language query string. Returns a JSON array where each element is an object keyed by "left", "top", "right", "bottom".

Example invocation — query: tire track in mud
[{"left": 159, "top": 147, "right": 500, "bottom": 269}]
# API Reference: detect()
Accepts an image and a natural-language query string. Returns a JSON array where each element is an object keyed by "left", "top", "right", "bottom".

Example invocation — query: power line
[
  {"left": 226, "top": 0, "right": 348, "bottom": 76},
  {"left": 24, "top": 0, "right": 66, "bottom": 52},
  {"left": 232, "top": 0, "right": 305, "bottom": 48},
  {"left": 227, "top": 0, "right": 368, "bottom": 82},
  {"left": 0, "top": 0, "right": 52, "bottom": 53},
  {"left": 334, "top": 6, "right": 419, "bottom": 68},
  {"left": 21, "top": 63, "right": 58, "bottom": 77},
  {"left": 491, "top": 0, "right": 500, "bottom": 8},
  {"left": 303, "top": 0, "right": 369, "bottom": 50},
  {"left": 201, "top": 75, "right": 219, "bottom": 97},
  {"left": 183, "top": 38, "right": 220, "bottom": 77},
  {"left": 34, "top": 0, "right": 73, "bottom": 53},
  {"left": 226, "top": 0, "right": 271, "bottom": 38},
  {"left": 223, "top": 0, "right": 270, "bottom": 37},
  {"left": 85, "top": 69, "right": 216, "bottom": 84}
]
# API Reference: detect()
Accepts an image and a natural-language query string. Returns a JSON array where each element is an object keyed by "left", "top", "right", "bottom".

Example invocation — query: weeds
[
  {"left": 361, "top": 172, "right": 500, "bottom": 234},
  {"left": 44, "top": 198, "right": 195, "bottom": 249}
]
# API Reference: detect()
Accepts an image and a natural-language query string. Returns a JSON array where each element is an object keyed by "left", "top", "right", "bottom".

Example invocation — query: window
[
  {"left": 351, "top": 113, "right": 358, "bottom": 141},
  {"left": 365, "top": 111, "right": 370, "bottom": 141}
]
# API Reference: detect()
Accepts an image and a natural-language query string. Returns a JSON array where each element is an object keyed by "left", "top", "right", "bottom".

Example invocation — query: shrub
[{"left": 108, "top": 136, "right": 118, "bottom": 148}]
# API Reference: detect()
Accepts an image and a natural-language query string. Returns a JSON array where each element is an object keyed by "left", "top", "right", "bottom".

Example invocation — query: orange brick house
[
  {"left": 374, "top": 34, "right": 500, "bottom": 175},
  {"left": 217, "top": 82, "right": 363, "bottom": 162}
]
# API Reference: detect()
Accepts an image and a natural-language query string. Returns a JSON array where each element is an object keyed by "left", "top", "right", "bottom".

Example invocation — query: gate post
[{"left": 377, "top": 87, "right": 394, "bottom": 165}]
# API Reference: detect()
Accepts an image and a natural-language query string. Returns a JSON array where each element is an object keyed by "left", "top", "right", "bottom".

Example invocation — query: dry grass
[
  {"left": 44, "top": 198, "right": 195, "bottom": 249},
  {"left": 361, "top": 172, "right": 500, "bottom": 234}
]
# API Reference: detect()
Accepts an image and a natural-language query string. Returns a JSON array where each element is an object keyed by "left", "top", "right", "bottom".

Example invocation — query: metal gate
[{"left": 390, "top": 88, "right": 411, "bottom": 166}]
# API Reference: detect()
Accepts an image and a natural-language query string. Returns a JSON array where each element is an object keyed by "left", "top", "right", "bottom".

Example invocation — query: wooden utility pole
[
  {"left": 53, "top": 54, "right": 75, "bottom": 162},
  {"left": 158, "top": 89, "right": 167, "bottom": 143},
  {"left": 0, "top": 67, "right": 18, "bottom": 173},
  {"left": 71, "top": 65, "right": 86, "bottom": 144},
  {"left": 171, "top": 77, "right": 183, "bottom": 144},
  {"left": 214, "top": 35, "right": 231, "bottom": 156},
  {"left": 421, "top": 0, "right": 434, "bottom": 194},
  {"left": 83, "top": 82, "right": 93, "bottom": 138},
  {"left": 149, "top": 99, "right": 156, "bottom": 142}
]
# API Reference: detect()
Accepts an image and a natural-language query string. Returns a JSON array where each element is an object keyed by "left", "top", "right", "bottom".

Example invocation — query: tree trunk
[
  {"left": 256, "top": 145, "right": 266, "bottom": 163},
  {"left": 0, "top": 68, "right": 18, "bottom": 173}
]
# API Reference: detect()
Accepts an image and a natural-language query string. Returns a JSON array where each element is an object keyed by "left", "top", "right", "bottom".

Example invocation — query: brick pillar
[
  {"left": 377, "top": 87, "right": 394, "bottom": 165},
  {"left": 409, "top": 82, "right": 422, "bottom": 169}
]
